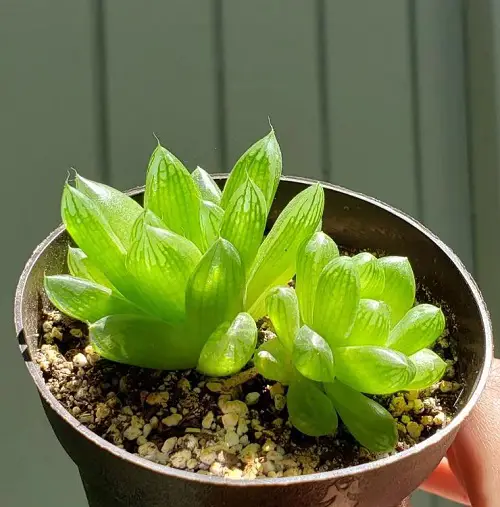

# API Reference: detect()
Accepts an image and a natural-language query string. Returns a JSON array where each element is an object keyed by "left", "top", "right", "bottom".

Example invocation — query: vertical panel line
[
  {"left": 408, "top": 0, "right": 424, "bottom": 221},
  {"left": 213, "top": 0, "right": 228, "bottom": 172},
  {"left": 91, "top": 0, "right": 111, "bottom": 184},
  {"left": 316, "top": 0, "right": 332, "bottom": 182},
  {"left": 461, "top": 0, "right": 478, "bottom": 273}
]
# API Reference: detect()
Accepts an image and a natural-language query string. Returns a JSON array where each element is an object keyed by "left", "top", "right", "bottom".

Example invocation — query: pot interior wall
[{"left": 19, "top": 179, "right": 487, "bottom": 419}]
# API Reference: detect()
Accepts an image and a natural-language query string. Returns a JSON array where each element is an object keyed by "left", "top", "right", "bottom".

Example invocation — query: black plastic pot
[{"left": 15, "top": 176, "right": 493, "bottom": 507}]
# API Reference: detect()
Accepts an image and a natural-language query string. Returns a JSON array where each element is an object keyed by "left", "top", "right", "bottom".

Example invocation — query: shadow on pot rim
[{"left": 14, "top": 175, "right": 494, "bottom": 489}]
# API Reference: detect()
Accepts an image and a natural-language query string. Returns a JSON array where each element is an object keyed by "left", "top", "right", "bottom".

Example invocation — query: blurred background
[{"left": 1, "top": 1, "right": 498, "bottom": 506}]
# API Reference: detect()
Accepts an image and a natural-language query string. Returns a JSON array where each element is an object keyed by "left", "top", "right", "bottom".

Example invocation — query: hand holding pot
[{"left": 421, "top": 357, "right": 500, "bottom": 506}]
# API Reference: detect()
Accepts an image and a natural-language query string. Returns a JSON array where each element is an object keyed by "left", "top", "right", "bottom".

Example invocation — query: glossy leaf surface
[
  {"left": 185, "top": 239, "right": 245, "bottom": 348},
  {"left": 313, "top": 256, "right": 360, "bottom": 348},
  {"left": 266, "top": 286, "right": 300, "bottom": 353},
  {"left": 197, "top": 313, "right": 257, "bottom": 376},
  {"left": 406, "top": 348, "right": 447, "bottom": 390},
  {"left": 254, "top": 338, "right": 295, "bottom": 384},
  {"left": 352, "top": 252, "right": 385, "bottom": 299},
  {"left": 200, "top": 200, "right": 224, "bottom": 248},
  {"left": 324, "top": 381, "right": 397, "bottom": 453},
  {"left": 246, "top": 183, "right": 324, "bottom": 316},
  {"left": 293, "top": 326, "right": 335, "bottom": 382},
  {"left": 191, "top": 166, "right": 222, "bottom": 205},
  {"left": 90, "top": 314, "right": 197, "bottom": 370},
  {"left": 75, "top": 174, "right": 143, "bottom": 249},
  {"left": 347, "top": 299, "right": 391, "bottom": 346},
  {"left": 61, "top": 184, "right": 128, "bottom": 289},
  {"left": 127, "top": 221, "right": 202, "bottom": 323},
  {"left": 221, "top": 129, "right": 282, "bottom": 211},
  {"left": 145, "top": 144, "right": 205, "bottom": 250},
  {"left": 334, "top": 346, "right": 416, "bottom": 394},
  {"left": 378, "top": 256, "right": 416, "bottom": 325},
  {"left": 296, "top": 232, "right": 339, "bottom": 326},
  {"left": 220, "top": 178, "right": 267, "bottom": 272},
  {"left": 287, "top": 377, "right": 338, "bottom": 437},
  {"left": 387, "top": 304, "right": 445, "bottom": 356},
  {"left": 67, "top": 247, "right": 115, "bottom": 290},
  {"left": 45, "top": 275, "right": 143, "bottom": 324}
]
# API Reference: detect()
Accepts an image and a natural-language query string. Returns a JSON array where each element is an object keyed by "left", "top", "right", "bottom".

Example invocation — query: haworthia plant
[{"left": 46, "top": 125, "right": 448, "bottom": 455}]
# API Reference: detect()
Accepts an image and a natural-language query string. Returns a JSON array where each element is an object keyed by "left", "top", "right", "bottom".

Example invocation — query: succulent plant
[
  {"left": 45, "top": 126, "right": 447, "bottom": 454},
  {"left": 45, "top": 129, "right": 324, "bottom": 375},
  {"left": 254, "top": 236, "right": 447, "bottom": 452}
]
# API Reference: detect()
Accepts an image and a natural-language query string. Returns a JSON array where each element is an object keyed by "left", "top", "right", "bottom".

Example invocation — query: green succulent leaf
[
  {"left": 347, "top": 299, "right": 391, "bottom": 346},
  {"left": 352, "top": 252, "right": 385, "bottom": 299},
  {"left": 293, "top": 326, "right": 335, "bottom": 382},
  {"left": 254, "top": 338, "right": 295, "bottom": 384},
  {"left": 324, "top": 381, "right": 397, "bottom": 453},
  {"left": 191, "top": 166, "right": 222, "bottom": 205},
  {"left": 313, "top": 256, "right": 360, "bottom": 349},
  {"left": 296, "top": 232, "right": 339, "bottom": 326},
  {"left": 61, "top": 184, "right": 129, "bottom": 289},
  {"left": 378, "top": 256, "right": 416, "bottom": 325},
  {"left": 266, "top": 286, "right": 300, "bottom": 354},
  {"left": 405, "top": 348, "right": 447, "bottom": 390},
  {"left": 334, "top": 346, "right": 416, "bottom": 394},
  {"left": 386, "top": 304, "right": 446, "bottom": 356},
  {"left": 75, "top": 174, "right": 143, "bottom": 249},
  {"left": 126, "top": 219, "right": 202, "bottom": 323},
  {"left": 44, "top": 275, "right": 143, "bottom": 324},
  {"left": 197, "top": 312, "right": 257, "bottom": 377},
  {"left": 67, "top": 247, "right": 115, "bottom": 290},
  {"left": 221, "top": 129, "right": 282, "bottom": 212},
  {"left": 246, "top": 183, "right": 325, "bottom": 317},
  {"left": 185, "top": 239, "right": 245, "bottom": 349},
  {"left": 200, "top": 200, "right": 224, "bottom": 248},
  {"left": 145, "top": 144, "right": 205, "bottom": 250},
  {"left": 220, "top": 178, "right": 268, "bottom": 272},
  {"left": 287, "top": 377, "right": 338, "bottom": 437},
  {"left": 90, "top": 314, "right": 197, "bottom": 370}
]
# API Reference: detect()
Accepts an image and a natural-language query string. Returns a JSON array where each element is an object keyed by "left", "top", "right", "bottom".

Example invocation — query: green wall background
[{"left": 1, "top": 1, "right": 498, "bottom": 506}]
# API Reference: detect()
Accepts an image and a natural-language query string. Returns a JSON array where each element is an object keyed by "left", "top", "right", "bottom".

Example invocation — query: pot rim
[{"left": 14, "top": 175, "right": 494, "bottom": 488}]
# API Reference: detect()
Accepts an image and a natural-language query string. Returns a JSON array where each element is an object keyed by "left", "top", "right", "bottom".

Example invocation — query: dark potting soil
[{"left": 35, "top": 297, "right": 463, "bottom": 480}]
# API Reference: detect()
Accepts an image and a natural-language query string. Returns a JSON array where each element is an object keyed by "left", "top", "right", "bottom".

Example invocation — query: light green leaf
[
  {"left": 145, "top": 144, "right": 205, "bottom": 250},
  {"left": 220, "top": 178, "right": 267, "bottom": 272},
  {"left": 313, "top": 256, "right": 360, "bottom": 348},
  {"left": 61, "top": 184, "right": 129, "bottom": 290},
  {"left": 75, "top": 174, "right": 143, "bottom": 249},
  {"left": 221, "top": 129, "right": 282, "bottom": 211},
  {"left": 67, "top": 247, "right": 115, "bottom": 290},
  {"left": 126, "top": 221, "right": 202, "bottom": 323},
  {"left": 185, "top": 239, "right": 245, "bottom": 349},
  {"left": 296, "top": 232, "right": 339, "bottom": 326},
  {"left": 90, "top": 314, "right": 197, "bottom": 370},
  {"left": 254, "top": 338, "right": 295, "bottom": 384},
  {"left": 334, "top": 346, "right": 416, "bottom": 394},
  {"left": 378, "top": 256, "right": 416, "bottom": 325},
  {"left": 287, "top": 377, "right": 338, "bottom": 437},
  {"left": 246, "top": 183, "right": 324, "bottom": 317},
  {"left": 197, "top": 313, "right": 257, "bottom": 377},
  {"left": 44, "top": 275, "right": 143, "bottom": 324},
  {"left": 352, "top": 252, "right": 385, "bottom": 299},
  {"left": 192, "top": 166, "right": 222, "bottom": 205},
  {"left": 406, "top": 348, "right": 447, "bottom": 390},
  {"left": 200, "top": 200, "right": 224, "bottom": 248},
  {"left": 266, "top": 286, "right": 300, "bottom": 354},
  {"left": 347, "top": 299, "right": 391, "bottom": 346},
  {"left": 293, "top": 326, "right": 335, "bottom": 382},
  {"left": 324, "top": 381, "right": 397, "bottom": 453},
  {"left": 387, "top": 304, "right": 446, "bottom": 356}
]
